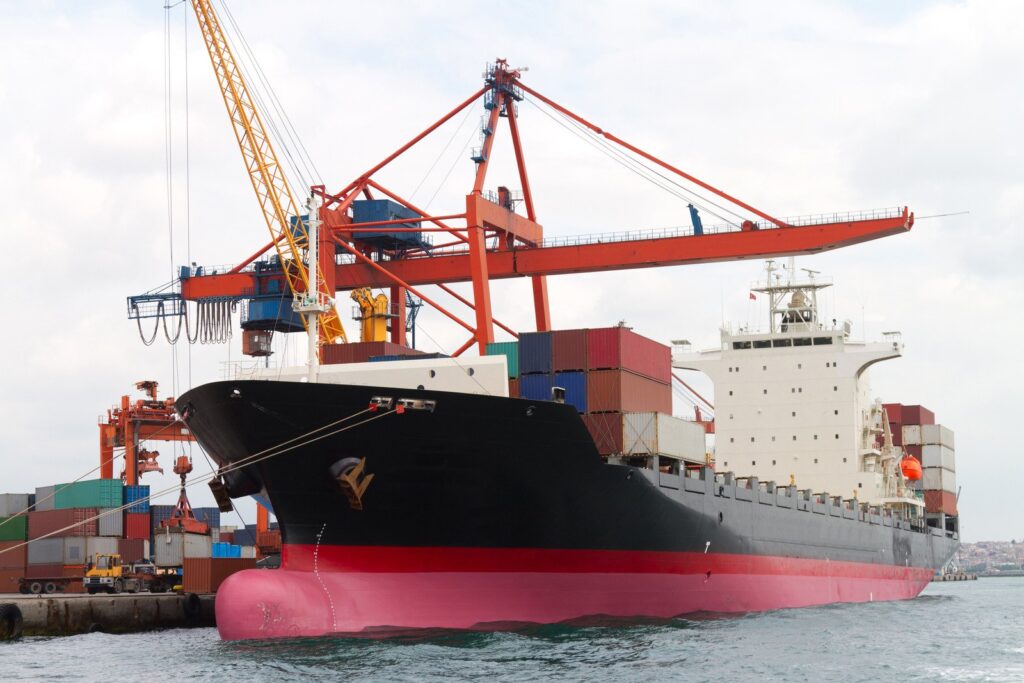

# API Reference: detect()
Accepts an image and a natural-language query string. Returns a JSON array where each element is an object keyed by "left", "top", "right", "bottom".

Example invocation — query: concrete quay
[{"left": 0, "top": 592, "right": 215, "bottom": 639}]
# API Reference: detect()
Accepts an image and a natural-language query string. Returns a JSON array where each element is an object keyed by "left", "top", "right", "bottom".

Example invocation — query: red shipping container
[
  {"left": 218, "top": 531, "right": 235, "bottom": 545},
  {"left": 62, "top": 564, "right": 86, "bottom": 593},
  {"left": 583, "top": 413, "right": 624, "bottom": 455},
  {"left": 24, "top": 563, "right": 63, "bottom": 579},
  {"left": 904, "top": 444, "right": 923, "bottom": 459},
  {"left": 924, "top": 490, "right": 957, "bottom": 516},
  {"left": 323, "top": 341, "right": 421, "bottom": 365},
  {"left": 182, "top": 557, "right": 257, "bottom": 593},
  {"left": 0, "top": 540, "right": 27, "bottom": 569},
  {"left": 124, "top": 512, "right": 151, "bottom": 540},
  {"left": 586, "top": 369, "right": 672, "bottom": 414},
  {"left": 508, "top": 378, "right": 519, "bottom": 398},
  {"left": 901, "top": 405, "right": 935, "bottom": 426},
  {"left": 891, "top": 422, "right": 903, "bottom": 447},
  {"left": 0, "top": 568, "right": 23, "bottom": 593},
  {"left": 117, "top": 538, "right": 148, "bottom": 562},
  {"left": 257, "top": 530, "right": 282, "bottom": 552},
  {"left": 882, "top": 403, "right": 902, "bottom": 423},
  {"left": 586, "top": 327, "right": 671, "bottom": 383},
  {"left": 551, "top": 329, "right": 589, "bottom": 372},
  {"left": 28, "top": 509, "right": 98, "bottom": 539}
]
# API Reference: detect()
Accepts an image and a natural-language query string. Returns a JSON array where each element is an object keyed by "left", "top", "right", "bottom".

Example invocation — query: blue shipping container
[
  {"left": 555, "top": 371, "right": 588, "bottom": 413},
  {"left": 520, "top": 373, "right": 555, "bottom": 402},
  {"left": 234, "top": 528, "right": 257, "bottom": 546},
  {"left": 193, "top": 507, "right": 221, "bottom": 529},
  {"left": 519, "top": 332, "right": 553, "bottom": 375},
  {"left": 150, "top": 505, "right": 176, "bottom": 528},
  {"left": 123, "top": 485, "right": 151, "bottom": 513}
]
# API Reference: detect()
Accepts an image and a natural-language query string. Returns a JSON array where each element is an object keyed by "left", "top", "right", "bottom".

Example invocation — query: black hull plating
[{"left": 178, "top": 380, "right": 959, "bottom": 571}]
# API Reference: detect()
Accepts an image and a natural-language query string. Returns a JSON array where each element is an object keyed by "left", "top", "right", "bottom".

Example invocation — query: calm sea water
[{"left": 3, "top": 578, "right": 1022, "bottom": 682}]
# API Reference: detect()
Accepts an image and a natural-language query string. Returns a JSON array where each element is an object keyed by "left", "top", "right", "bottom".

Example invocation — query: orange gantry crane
[{"left": 129, "top": 2, "right": 914, "bottom": 360}]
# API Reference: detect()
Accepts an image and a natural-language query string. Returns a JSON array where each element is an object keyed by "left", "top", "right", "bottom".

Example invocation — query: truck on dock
[
  {"left": 18, "top": 574, "right": 81, "bottom": 595},
  {"left": 83, "top": 554, "right": 174, "bottom": 594}
]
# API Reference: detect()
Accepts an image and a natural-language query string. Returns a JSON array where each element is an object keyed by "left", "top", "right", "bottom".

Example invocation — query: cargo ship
[{"left": 178, "top": 262, "right": 960, "bottom": 640}]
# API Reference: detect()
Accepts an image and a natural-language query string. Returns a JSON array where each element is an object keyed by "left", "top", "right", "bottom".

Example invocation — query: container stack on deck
[
  {"left": 487, "top": 326, "right": 706, "bottom": 464},
  {"left": 884, "top": 403, "right": 958, "bottom": 531},
  {"left": 0, "top": 493, "right": 33, "bottom": 592}
]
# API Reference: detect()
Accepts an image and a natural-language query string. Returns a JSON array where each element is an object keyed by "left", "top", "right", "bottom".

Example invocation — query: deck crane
[{"left": 129, "top": 6, "right": 914, "bottom": 360}]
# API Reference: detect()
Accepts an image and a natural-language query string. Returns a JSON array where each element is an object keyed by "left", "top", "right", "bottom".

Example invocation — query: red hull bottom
[{"left": 215, "top": 546, "right": 933, "bottom": 640}]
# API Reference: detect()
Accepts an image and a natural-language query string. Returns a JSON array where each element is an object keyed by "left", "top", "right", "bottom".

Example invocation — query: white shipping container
[
  {"left": 921, "top": 424, "right": 955, "bottom": 449},
  {"left": 97, "top": 508, "right": 124, "bottom": 537},
  {"left": 27, "top": 537, "right": 64, "bottom": 565},
  {"left": 902, "top": 425, "right": 922, "bottom": 445},
  {"left": 239, "top": 545, "right": 257, "bottom": 559},
  {"left": 923, "top": 467, "right": 956, "bottom": 494},
  {"left": 0, "top": 493, "right": 31, "bottom": 517},
  {"left": 153, "top": 530, "right": 213, "bottom": 567},
  {"left": 34, "top": 486, "right": 56, "bottom": 512},
  {"left": 622, "top": 412, "right": 706, "bottom": 461},
  {"left": 921, "top": 445, "right": 956, "bottom": 471},
  {"left": 26, "top": 536, "right": 118, "bottom": 565}
]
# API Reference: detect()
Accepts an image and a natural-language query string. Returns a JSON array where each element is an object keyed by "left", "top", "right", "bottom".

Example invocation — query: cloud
[{"left": 0, "top": 0, "right": 1019, "bottom": 540}]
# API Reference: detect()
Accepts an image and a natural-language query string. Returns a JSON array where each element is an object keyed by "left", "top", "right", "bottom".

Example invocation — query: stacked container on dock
[
  {"left": 0, "top": 493, "right": 33, "bottom": 517},
  {"left": 153, "top": 527, "right": 213, "bottom": 567},
  {"left": 182, "top": 557, "right": 257, "bottom": 593},
  {"left": 884, "top": 403, "right": 957, "bottom": 521},
  {"left": 0, "top": 535, "right": 27, "bottom": 593}
]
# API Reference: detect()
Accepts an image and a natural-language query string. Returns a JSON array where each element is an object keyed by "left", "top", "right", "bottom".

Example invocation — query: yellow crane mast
[
  {"left": 350, "top": 288, "right": 390, "bottom": 342},
  {"left": 190, "top": 0, "right": 347, "bottom": 349}
]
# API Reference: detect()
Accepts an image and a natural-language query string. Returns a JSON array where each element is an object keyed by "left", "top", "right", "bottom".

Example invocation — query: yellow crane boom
[{"left": 190, "top": 0, "right": 347, "bottom": 345}]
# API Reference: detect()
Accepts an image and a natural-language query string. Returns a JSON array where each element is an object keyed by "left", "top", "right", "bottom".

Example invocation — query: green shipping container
[
  {"left": 54, "top": 479, "right": 124, "bottom": 510},
  {"left": 0, "top": 515, "right": 28, "bottom": 541},
  {"left": 485, "top": 341, "right": 519, "bottom": 378}
]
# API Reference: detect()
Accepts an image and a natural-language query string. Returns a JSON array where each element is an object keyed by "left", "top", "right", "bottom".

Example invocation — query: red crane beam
[{"left": 180, "top": 210, "right": 912, "bottom": 299}]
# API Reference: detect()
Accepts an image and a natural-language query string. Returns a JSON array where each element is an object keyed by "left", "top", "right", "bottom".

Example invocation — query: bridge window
[
  {"left": 772, "top": 339, "right": 792, "bottom": 348},
  {"left": 732, "top": 342, "right": 752, "bottom": 350},
  {"left": 813, "top": 337, "right": 834, "bottom": 345},
  {"left": 794, "top": 338, "right": 812, "bottom": 346},
  {"left": 754, "top": 340, "right": 771, "bottom": 349}
]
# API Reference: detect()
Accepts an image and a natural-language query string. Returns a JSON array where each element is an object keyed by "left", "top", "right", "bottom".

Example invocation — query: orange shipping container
[
  {"left": 582, "top": 413, "right": 625, "bottom": 455},
  {"left": 182, "top": 557, "right": 257, "bottom": 593},
  {"left": 508, "top": 378, "right": 519, "bottom": 398},
  {"left": 257, "top": 530, "right": 281, "bottom": 551},
  {"left": 0, "top": 540, "right": 27, "bottom": 570},
  {"left": 62, "top": 564, "right": 86, "bottom": 593},
  {"left": 586, "top": 369, "right": 672, "bottom": 414},
  {"left": 924, "top": 490, "right": 957, "bottom": 516}
]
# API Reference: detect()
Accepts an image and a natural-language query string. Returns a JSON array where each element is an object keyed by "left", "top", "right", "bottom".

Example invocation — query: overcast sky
[{"left": 0, "top": 1, "right": 1020, "bottom": 542}]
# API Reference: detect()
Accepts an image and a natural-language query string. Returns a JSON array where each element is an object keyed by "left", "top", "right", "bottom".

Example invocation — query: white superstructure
[{"left": 674, "top": 261, "right": 913, "bottom": 506}]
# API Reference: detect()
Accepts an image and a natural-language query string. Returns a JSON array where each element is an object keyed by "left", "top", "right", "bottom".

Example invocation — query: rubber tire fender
[
  {"left": 183, "top": 592, "right": 202, "bottom": 620},
  {"left": 0, "top": 604, "right": 24, "bottom": 641}
]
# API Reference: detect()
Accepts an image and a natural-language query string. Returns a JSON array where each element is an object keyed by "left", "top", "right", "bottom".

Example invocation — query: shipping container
[
  {"left": 519, "top": 331, "right": 553, "bottom": 375},
  {"left": 239, "top": 546, "right": 257, "bottom": 559},
  {"left": 551, "top": 329, "right": 588, "bottom": 372},
  {"left": 586, "top": 369, "right": 673, "bottom": 414},
  {"left": 582, "top": 413, "right": 625, "bottom": 455},
  {"left": 62, "top": 564, "right": 87, "bottom": 593},
  {"left": 921, "top": 445, "right": 955, "bottom": 471},
  {"left": 0, "top": 515, "right": 28, "bottom": 541},
  {"left": 921, "top": 424, "right": 955, "bottom": 449},
  {"left": 0, "top": 493, "right": 32, "bottom": 517},
  {"left": 24, "top": 563, "right": 62, "bottom": 579},
  {"left": 622, "top": 412, "right": 706, "bottom": 461},
  {"left": 0, "top": 540, "right": 27, "bottom": 569},
  {"left": 28, "top": 508, "right": 97, "bottom": 539},
  {"left": 554, "top": 371, "right": 588, "bottom": 413},
  {"left": 151, "top": 505, "right": 176, "bottom": 529},
  {"left": 0, "top": 568, "right": 23, "bottom": 592},
  {"left": 901, "top": 405, "right": 935, "bottom": 426},
  {"left": 902, "top": 425, "right": 922, "bottom": 446},
  {"left": 882, "top": 403, "right": 903, "bottom": 424},
  {"left": 34, "top": 485, "right": 56, "bottom": 512},
  {"left": 520, "top": 373, "right": 555, "bottom": 402},
  {"left": 586, "top": 327, "right": 671, "bottom": 383},
  {"left": 322, "top": 341, "right": 421, "bottom": 365},
  {"left": 508, "top": 378, "right": 519, "bottom": 398},
  {"left": 890, "top": 421, "right": 903, "bottom": 447},
  {"left": 193, "top": 507, "right": 221, "bottom": 529},
  {"left": 97, "top": 508, "right": 124, "bottom": 537},
  {"left": 182, "top": 557, "right": 257, "bottom": 593},
  {"left": 125, "top": 512, "right": 151, "bottom": 540},
  {"left": 485, "top": 341, "right": 519, "bottom": 378},
  {"left": 27, "top": 536, "right": 117, "bottom": 565},
  {"left": 257, "top": 530, "right": 282, "bottom": 551},
  {"left": 924, "top": 490, "right": 957, "bottom": 516},
  {"left": 218, "top": 531, "right": 235, "bottom": 545},
  {"left": 123, "top": 485, "right": 151, "bottom": 513},
  {"left": 153, "top": 529, "right": 213, "bottom": 567},
  {"left": 922, "top": 467, "right": 957, "bottom": 494},
  {"left": 54, "top": 479, "right": 123, "bottom": 510},
  {"left": 117, "top": 538, "right": 151, "bottom": 563},
  {"left": 233, "top": 528, "right": 256, "bottom": 546}
]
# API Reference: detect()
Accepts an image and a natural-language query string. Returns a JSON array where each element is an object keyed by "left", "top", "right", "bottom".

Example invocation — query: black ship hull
[{"left": 178, "top": 380, "right": 959, "bottom": 640}]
